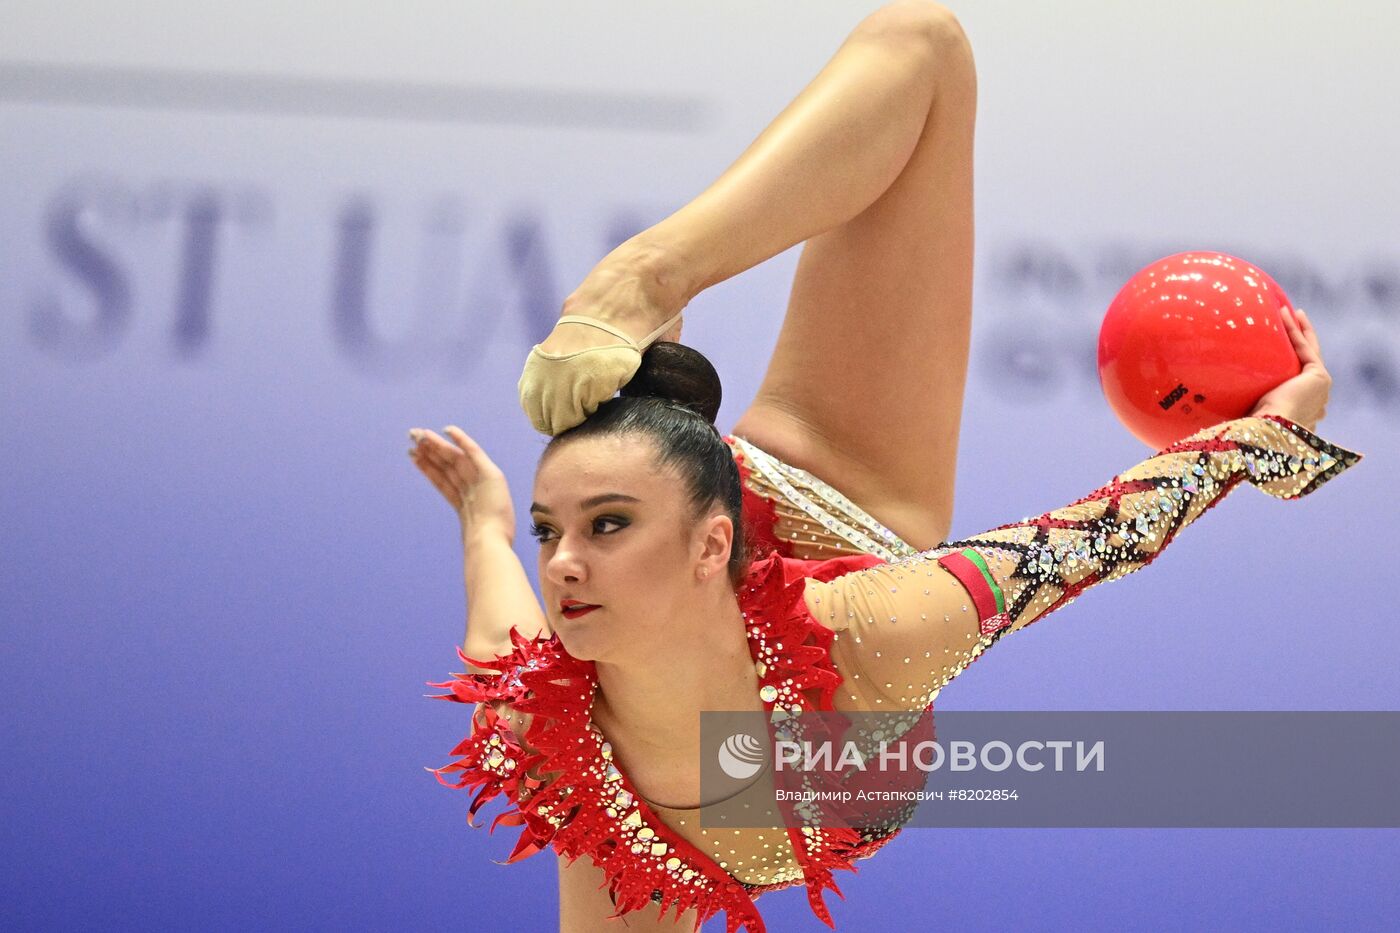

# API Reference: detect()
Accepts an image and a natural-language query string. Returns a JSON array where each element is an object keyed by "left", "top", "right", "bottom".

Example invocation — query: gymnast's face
[{"left": 531, "top": 433, "right": 724, "bottom": 661}]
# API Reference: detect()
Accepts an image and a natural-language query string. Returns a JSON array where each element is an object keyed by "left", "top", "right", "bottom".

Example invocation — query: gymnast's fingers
[
  {"left": 442, "top": 426, "right": 498, "bottom": 475},
  {"left": 416, "top": 429, "right": 480, "bottom": 486},
  {"left": 1293, "top": 308, "right": 1327, "bottom": 368},
  {"left": 408, "top": 443, "right": 463, "bottom": 509}
]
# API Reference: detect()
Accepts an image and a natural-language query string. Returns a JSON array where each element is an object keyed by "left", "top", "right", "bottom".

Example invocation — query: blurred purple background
[{"left": 3, "top": 2, "right": 1397, "bottom": 930}]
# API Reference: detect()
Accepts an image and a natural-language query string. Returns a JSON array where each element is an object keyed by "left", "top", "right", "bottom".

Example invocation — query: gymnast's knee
[{"left": 855, "top": 2, "right": 970, "bottom": 55}]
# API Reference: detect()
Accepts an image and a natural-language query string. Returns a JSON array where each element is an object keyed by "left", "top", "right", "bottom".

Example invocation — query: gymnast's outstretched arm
[{"left": 802, "top": 413, "right": 1363, "bottom": 710}]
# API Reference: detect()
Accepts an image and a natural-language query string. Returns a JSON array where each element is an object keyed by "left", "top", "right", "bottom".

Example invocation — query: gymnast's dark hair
[{"left": 543, "top": 342, "right": 751, "bottom": 588}]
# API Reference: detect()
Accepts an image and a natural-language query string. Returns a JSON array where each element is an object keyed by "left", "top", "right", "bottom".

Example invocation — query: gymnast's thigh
[{"left": 730, "top": 23, "right": 976, "bottom": 551}]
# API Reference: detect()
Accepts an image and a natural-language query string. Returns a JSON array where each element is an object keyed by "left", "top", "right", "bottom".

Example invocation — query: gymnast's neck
[{"left": 591, "top": 584, "right": 757, "bottom": 762}]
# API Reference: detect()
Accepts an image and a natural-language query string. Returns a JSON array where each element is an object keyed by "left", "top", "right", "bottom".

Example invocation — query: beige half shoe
[{"left": 517, "top": 310, "right": 686, "bottom": 435}]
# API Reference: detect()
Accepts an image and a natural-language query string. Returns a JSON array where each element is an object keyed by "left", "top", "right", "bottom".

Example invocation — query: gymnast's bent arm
[
  {"left": 802, "top": 414, "right": 1363, "bottom": 710},
  {"left": 407, "top": 426, "right": 548, "bottom": 676}
]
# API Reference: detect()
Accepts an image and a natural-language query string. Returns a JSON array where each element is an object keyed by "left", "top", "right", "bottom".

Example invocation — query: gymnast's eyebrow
[{"left": 530, "top": 493, "right": 641, "bottom": 515}]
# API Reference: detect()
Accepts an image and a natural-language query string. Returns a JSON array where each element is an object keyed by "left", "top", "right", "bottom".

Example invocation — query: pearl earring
[{"left": 701, "top": 567, "right": 710, "bottom": 579}]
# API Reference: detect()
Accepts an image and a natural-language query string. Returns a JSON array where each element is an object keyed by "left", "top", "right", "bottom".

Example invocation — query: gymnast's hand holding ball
[
  {"left": 1099, "top": 252, "right": 1337, "bottom": 444},
  {"left": 1247, "top": 305, "right": 1333, "bottom": 433},
  {"left": 406, "top": 426, "right": 516, "bottom": 545}
]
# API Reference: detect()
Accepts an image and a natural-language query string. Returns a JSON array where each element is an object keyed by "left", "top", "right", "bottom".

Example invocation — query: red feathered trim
[{"left": 428, "top": 550, "right": 901, "bottom": 932}]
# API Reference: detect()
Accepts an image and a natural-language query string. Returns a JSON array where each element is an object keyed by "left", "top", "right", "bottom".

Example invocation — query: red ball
[{"left": 1097, "top": 251, "right": 1301, "bottom": 449}]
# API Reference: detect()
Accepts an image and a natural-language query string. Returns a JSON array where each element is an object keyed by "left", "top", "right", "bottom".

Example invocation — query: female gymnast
[{"left": 411, "top": 3, "right": 1362, "bottom": 930}]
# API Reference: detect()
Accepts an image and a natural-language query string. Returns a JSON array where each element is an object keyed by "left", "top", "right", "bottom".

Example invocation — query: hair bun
[{"left": 619, "top": 342, "right": 723, "bottom": 425}]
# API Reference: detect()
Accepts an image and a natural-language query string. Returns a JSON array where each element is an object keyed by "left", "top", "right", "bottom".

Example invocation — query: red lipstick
[{"left": 560, "top": 599, "right": 600, "bottom": 620}]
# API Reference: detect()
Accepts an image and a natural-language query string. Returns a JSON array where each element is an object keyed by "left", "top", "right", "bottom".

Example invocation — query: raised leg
[
  {"left": 729, "top": 6, "right": 977, "bottom": 549},
  {"left": 542, "top": 1, "right": 976, "bottom": 550}
]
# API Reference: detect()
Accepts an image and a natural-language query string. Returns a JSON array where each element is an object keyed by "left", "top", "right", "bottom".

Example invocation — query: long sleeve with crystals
[{"left": 803, "top": 414, "right": 1364, "bottom": 711}]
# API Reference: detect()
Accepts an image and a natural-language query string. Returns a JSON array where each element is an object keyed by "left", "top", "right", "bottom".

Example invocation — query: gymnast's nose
[{"left": 544, "top": 534, "right": 587, "bottom": 588}]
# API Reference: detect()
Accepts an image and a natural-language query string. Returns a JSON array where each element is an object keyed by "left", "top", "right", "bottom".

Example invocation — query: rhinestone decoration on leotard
[
  {"left": 915, "top": 415, "right": 1364, "bottom": 644},
  {"left": 727, "top": 436, "right": 920, "bottom": 562},
  {"left": 816, "top": 414, "right": 1364, "bottom": 714}
]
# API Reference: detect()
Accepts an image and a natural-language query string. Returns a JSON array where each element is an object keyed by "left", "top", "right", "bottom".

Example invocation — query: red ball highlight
[{"left": 1098, "top": 251, "right": 1301, "bottom": 449}]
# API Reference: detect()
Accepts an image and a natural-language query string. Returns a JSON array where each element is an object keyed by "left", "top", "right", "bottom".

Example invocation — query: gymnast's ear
[{"left": 692, "top": 508, "right": 734, "bottom": 582}]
